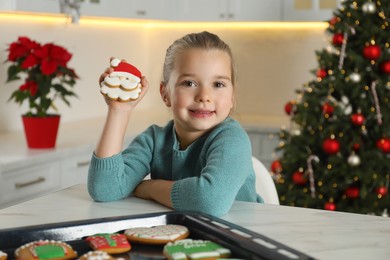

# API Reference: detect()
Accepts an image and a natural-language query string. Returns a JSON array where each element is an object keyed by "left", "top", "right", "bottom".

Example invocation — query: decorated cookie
[
  {"left": 124, "top": 224, "right": 189, "bottom": 245},
  {"left": 0, "top": 251, "right": 7, "bottom": 260},
  {"left": 100, "top": 58, "right": 142, "bottom": 102},
  {"left": 163, "top": 239, "right": 231, "bottom": 260},
  {"left": 14, "top": 240, "right": 77, "bottom": 260},
  {"left": 79, "top": 250, "right": 115, "bottom": 260},
  {"left": 85, "top": 233, "right": 131, "bottom": 254}
]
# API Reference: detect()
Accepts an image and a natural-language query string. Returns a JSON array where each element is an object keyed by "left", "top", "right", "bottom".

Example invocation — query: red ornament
[
  {"left": 376, "top": 138, "right": 390, "bottom": 153},
  {"left": 363, "top": 45, "right": 381, "bottom": 60},
  {"left": 380, "top": 61, "right": 390, "bottom": 74},
  {"left": 292, "top": 171, "right": 307, "bottom": 185},
  {"left": 352, "top": 143, "right": 360, "bottom": 151},
  {"left": 329, "top": 17, "right": 338, "bottom": 26},
  {"left": 322, "top": 103, "right": 334, "bottom": 114},
  {"left": 271, "top": 160, "right": 282, "bottom": 173},
  {"left": 345, "top": 186, "right": 360, "bottom": 199},
  {"left": 351, "top": 113, "right": 365, "bottom": 126},
  {"left": 332, "top": 33, "right": 344, "bottom": 45},
  {"left": 376, "top": 186, "right": 388, "bottom": 196},
  {"left": 284, "top": 101, "right": 295, "bottom": 115},
  {"left": 324, "top": 202, "right": 336, "bottom": 211},
  {"left": 316, "top": 69, "right": 327, "bottom": 79},
  {"left": 322, "top": 138, "right": 340, "bottom": 155}
]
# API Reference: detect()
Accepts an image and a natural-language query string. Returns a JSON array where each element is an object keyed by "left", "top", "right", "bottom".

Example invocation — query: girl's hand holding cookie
[{"left": 99, "top": 58, "right": 148, "bottom": 110}]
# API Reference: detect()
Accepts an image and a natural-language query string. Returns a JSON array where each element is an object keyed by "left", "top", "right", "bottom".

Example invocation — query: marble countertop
[{"left": 0, "top": 184, "right": 389, "bottom": 259}]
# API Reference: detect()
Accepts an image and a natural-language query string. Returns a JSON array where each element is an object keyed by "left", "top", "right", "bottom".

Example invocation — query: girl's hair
[{"left": 161, "top": 31, "right": 236, "bottom": 88}]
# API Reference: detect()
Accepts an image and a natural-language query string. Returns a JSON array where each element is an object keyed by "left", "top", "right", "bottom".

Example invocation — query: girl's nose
[{"left": 196, "top": 87, "right": 211, "bottom": 103}]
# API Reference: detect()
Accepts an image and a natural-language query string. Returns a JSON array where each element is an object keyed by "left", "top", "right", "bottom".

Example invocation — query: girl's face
[{"left": 161, "top": 48, "right": 234, "bottom": 147}]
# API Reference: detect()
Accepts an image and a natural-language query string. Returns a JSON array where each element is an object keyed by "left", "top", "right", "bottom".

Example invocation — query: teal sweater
[{"left": 88, "top": 117, "right": 263, "bottom": 217}]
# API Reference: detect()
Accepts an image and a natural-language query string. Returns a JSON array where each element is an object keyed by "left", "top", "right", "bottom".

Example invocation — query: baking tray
[{"left": 0, "top": 211, "right": 315, "bottom": 260}]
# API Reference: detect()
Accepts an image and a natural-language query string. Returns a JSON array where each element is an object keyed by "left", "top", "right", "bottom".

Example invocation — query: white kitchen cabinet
[
  {"left": 130, "top": 0, "right": 173, "bottom": 20},
  {"left": 282, "top": 0, "right": 341, "bottom": 21},
  {"left": 79, "top": 0, "right": 172, "bottom": 20},
  {"left": 0, "top": 161, "right": 61, "bottom": 209},
  {"left": 174, "top": 0, "right": 281, "bottom": 21},
  {"left": 80, "top": 0, "right": 131, "bottom": 19},
  {"left": 0, "top": 0, "right": 60, "bottom": 13},
  {"left": 60, "top": 150, "right": 92, "bottom": 188}
]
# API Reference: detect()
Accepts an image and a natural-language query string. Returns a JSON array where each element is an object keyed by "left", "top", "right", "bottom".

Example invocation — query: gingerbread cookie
[
  {"left": 100, "top": 58, "right": 142, "bottom": 102},
  {"left": 14, "top": 240, "right": 77, "bottom": 260},
  {"left": 124, "top": 224, "right": 189, "bottom": 245},
  {"left": 79, "top": 250, "right": 115, "bottom": 260},
  {"left": 85, "top": 233, "right": 131, "bottom": 254},
  {"left": 163, "top": 239, "right": 231, "bottom": 260},
  {"left": 0, "top": 251, "right": 7, "bottom": 260}
]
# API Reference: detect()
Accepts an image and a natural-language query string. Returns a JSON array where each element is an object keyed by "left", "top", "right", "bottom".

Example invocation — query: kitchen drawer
[
  {"left": 60, "top": 151, "right": 92, "bottom": 188},
  {"left": 0, "top": 162, "right": 61, "bottom": 208}
]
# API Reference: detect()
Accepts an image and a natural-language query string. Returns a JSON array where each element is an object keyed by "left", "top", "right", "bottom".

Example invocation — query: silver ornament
[
  {"left": 348, "top": 154, "right": 361, "bottom": 166},
  {"left": 292, "top": 129, "right": 301, "bottom": 136},
  {"left": 350, "top": 72, "right": 361, "bottom": 83},
  {"left": 362, "top": 2, "right": 377, "bottom": 14}
]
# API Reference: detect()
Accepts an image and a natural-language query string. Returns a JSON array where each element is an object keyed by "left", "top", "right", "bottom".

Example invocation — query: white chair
[{"left": 252, "top": 157, "right": 280, "bottom": 205}]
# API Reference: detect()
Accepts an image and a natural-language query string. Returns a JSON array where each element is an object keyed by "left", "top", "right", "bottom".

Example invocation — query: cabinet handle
[
  {"left": 77, "top": 161, "right": 90, "bottom": 167},
  {"left": 15, "top": 177, "right": 46, "bottom": 189},
  {"left": 136, "top": 10, "right": 146, "bottom": 16}
]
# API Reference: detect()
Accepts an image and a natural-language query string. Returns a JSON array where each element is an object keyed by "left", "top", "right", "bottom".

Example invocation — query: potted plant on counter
[{"left": 5, "top": 36, "right": 79, "bottom": 149}]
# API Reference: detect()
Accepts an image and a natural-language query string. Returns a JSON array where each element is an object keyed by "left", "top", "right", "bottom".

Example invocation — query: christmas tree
[{"left": 273, "top": 0, "right": 389, "bottom": 216}]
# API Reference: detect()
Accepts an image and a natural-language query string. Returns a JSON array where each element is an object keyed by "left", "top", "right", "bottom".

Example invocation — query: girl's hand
[
  {"left": 133, "top": 179, "right": 174, "bottom": 209},
  {"left": 133, "top": 180, "right": 153, "bottom": 200}
]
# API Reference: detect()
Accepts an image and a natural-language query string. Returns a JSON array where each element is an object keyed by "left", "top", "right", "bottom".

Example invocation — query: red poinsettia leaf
[
  {"left": 29, "top": 81, "right": 38, "bottom": 96},
  {"left": 8, "top": 43, "right": 27, "bottom": 61},
  {"left": 8, "top": 37, "right": 41, "bottom": 61},
  {"left": 19, "top": 82, "right": 29, "bottom": 91},
  {"left": 18, "top": 36, "right": 40, "bottom": 49},
  {"left": 21, "top": 54, "right": 39, "bottom": 69},
  {"left": 41, "top": 59, "right": 58, "bottom": 75}
]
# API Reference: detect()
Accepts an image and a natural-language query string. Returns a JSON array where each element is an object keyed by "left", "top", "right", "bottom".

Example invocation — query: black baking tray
[{"left": 0, "top": 211, "right": 315, "bottom": 260}]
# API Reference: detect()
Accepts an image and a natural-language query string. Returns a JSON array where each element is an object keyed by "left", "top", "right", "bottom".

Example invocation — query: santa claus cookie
[
  {"left": 14, "top": 240, "right": 77, "bottom": 260},
  {"left": 85, "top": 233, "right": 131, "bottom": 254},
  {"left": 163, "top": 239, "right": 231, "bottom": 260},
  {"left": 100, "top": 58, "right": 142, "bottom": 102},
  {"left": 124, "top": 224, "right": 189, "bottom": 245}
]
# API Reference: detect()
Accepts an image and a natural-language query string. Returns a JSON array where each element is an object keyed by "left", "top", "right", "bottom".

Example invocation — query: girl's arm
[
  {"left": 94, "top": 65, "right": 149, "bottom": 158},
  {"left": 133, "top": 179, "right": 174, "bottom": 208}
]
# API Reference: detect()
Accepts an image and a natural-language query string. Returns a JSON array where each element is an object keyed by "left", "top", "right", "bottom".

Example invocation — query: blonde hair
[{"left": 161, "top": 31, "right": 236, "bottom": 88}]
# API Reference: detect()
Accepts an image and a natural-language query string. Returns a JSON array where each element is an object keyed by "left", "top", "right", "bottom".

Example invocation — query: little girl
[{"left": 88, "top": 31, "right": 263, "bottom": 217}]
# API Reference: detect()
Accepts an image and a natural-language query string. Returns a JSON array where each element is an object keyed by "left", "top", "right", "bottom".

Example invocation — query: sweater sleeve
[
  {"left": 170, "top": 124, "right": 255, "bottom": 217},
  {"left": 87, "top": 127, "right": 155, "bottom": 202}
]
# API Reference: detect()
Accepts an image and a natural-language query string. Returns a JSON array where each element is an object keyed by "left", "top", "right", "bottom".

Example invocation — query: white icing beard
[{"left": 100, "top": 75, "right": 142, "bottom": 101}]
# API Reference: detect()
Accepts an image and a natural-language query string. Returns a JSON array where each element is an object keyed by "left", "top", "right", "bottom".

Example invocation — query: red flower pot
[{"left": 22, "top": 115, "right": 60, "bottom": 149}]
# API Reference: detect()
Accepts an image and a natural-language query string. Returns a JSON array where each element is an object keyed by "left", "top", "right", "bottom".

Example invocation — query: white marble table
[{"left": 0, "top": 184, "right": 389, "bottom": 259}]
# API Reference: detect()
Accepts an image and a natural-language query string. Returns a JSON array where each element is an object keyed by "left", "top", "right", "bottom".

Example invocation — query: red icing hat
[{"left": 111, "top": 58, "right": 141, "bottom": 79}]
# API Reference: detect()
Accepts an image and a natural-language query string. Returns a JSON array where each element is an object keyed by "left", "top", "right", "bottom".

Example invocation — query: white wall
[{"left": 0, "top": 15, "right": 328, "bottom": 134}]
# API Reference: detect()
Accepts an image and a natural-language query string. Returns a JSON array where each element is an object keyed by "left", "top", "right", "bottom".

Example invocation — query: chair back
[{"left": 252, "top": 157, "right": 280, "bottom": 205}]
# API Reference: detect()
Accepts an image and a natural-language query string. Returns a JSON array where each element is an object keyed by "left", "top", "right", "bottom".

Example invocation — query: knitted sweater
[{"left": 88, "top": 117, "right": 263, "bottom": 217}]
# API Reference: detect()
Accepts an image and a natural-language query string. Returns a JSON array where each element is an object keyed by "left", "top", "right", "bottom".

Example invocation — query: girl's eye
[
  {"left": 182, "top": 80, "right": 196, "bottom": 87},
  {"left": 214, "top": 82, "right": 226, "bottom": 88}
]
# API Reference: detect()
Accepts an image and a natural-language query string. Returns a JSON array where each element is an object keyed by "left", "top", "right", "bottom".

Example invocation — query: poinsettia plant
[{"left": 5, "top": 36, "right": 79, "bottom": 117}]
